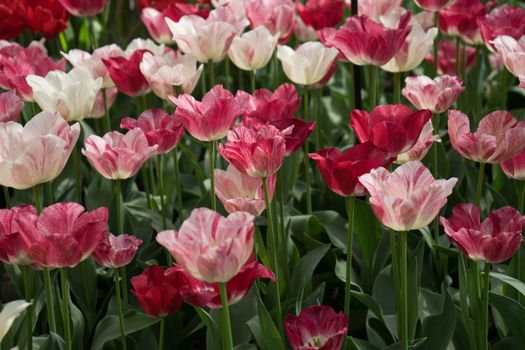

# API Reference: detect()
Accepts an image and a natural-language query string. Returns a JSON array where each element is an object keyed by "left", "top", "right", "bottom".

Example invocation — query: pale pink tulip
[
  {"left": 358, "top": 0, "right": 402, "bottom": 24},
  {"left": 245, "top": 0, "right": 296, "bottom": 44},
  {"left": 402, "top": 75, "right": 464, "bottom": 114},
  {"left": 141, "top": 7, "right": 175, "bottom": 44},
  {"left": 125, "top": 38, "right": 167, "bottom": 57},
  {"left": 359, "top": 161, "right": 457, "bottom": 231},
  {"left": 228, "top": 26, "right": 280, "bottom": 71},
  {"left": 492, "top": 35, "right": 525, "bottom": 88},
  {"left": 0, "top": 90, "right": 23, "bottom": 123},
  {"left": 156, "top": 208, "right": 255, "bottom": 283}
]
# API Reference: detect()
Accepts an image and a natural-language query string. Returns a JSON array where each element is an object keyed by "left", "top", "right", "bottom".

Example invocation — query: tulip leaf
[
  {"left": 353, "top": 199, "right": 382, "bottom": 269},
  {"left": 312, "top": 210, "right": 347, "bottom": 250},
  {"left": 289, "top": 244, "right": 329, "bottom": 297},
  {"left": 489, "top": 292, "right": 525, "bottom": 348},
  {"left": 420, "top": 287, "right": 456, "bottom": 350},
  {"left": 246, "top": 295, "right": 285, "bottom": 350},
  {"left": 195, "top": 307, "right": 220, "bottom": 349},
  {"left": 490, "top": 272, "right": 525, "bottom": 297},
  {"left": 351, "top": 337, "right": 380, "bottom": 350}
]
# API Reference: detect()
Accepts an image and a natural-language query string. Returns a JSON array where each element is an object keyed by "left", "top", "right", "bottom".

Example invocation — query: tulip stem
[
  {"left": 225, "top": 57, "right": 231, "bottom": 89},
  {"left": 219, "top": 283, "right": 233, "bottom": 350},
  {"left": 277, "top": 172, "right": 288, "bottom": 294},
  {"left": 433, "top": 12, "right": 439, "bottom": 76},
  {"left": 142, "top": 167, "right": 153, "bottom": 209},
  {"left": 263, "top": 177, "right": 283, "bottom": 336},
  {"left": 157, "top": 154, "right": 167, "bottom": 229},
  {"left": 114, "top": 269, "right": 127, "bottom": 350},
  {"left": 208, "top": 60, "right": 215, "bottom": 88},
  {"left": 480, "top": 263, "right": 491, "bottom": 350},
  {"left": 347, "top": 63, "right": 355, "bottom": 110},
  {"left": 158, "top": 317, "right": 165, "bottom": 350},
  {"left": 60, "top": 269, "right": 72, "bottom": 350},
  {"left": 518, "top": 182, "right": 525, "bottom": 306},
  {"left": 399, "top": 232, "right": 408, "bottom": 350},
  {"left": 102, "top": 88, "right": 111, "bottom": 132},
  {"left": 32, "top": 185, "right": 42, "bottom": 214},
  {"left": 312, "top": 88, "right": 320, "bottom": 151},
  {"left": 476, "top": 162, "right": 486, "bottom": 208},
  {"left": 22, "top": 265, "right": 33, "bottom": 350},
  {"left": 173, "top": 148, "right": 184, "bottom": 224},
  {"left": 432, "top": 113, "right": 440, "bottom": 243},
  {"left": 303, "top": 88, "right": 312, "bottom": 214},
  {"left": 114, "top": 179, "right": 123, "bottom": 234},
  {"left": 250, "top": 70, "right": 256, "bottom": 92},
  {"left": 73, "top": 144, "right": 82, "bottom": 204},
  {"left": 43, "top": 268, "right": 57, "bottom": 333},
  {"left": 209, "top": 141, "right": 217, "bottom": 211},
  {"left": 88, "top": 16, "right": 98, "bottom": 50},
  {"left": 3, "top": 187, "right": 11, "bottom": 208},
  {"left": 369, "top": 65, "right": 378, "bottom": 109},
  {"left": 393, "top": 73, "right": 401, "bottom": 104},
  {"left": 343, "top": 196, "right": 355, "bottom": 349}
]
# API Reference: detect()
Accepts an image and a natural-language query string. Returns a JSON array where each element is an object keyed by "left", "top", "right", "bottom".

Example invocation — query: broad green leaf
[
  {"left": 354, "top": 199, "right": 381, "bottom": 269},
  {"left": 489, "top": 292, "right": 525, "bottom": 348},
  {"left": 420, "top": 287, "right": 456, "bottom": 350},
  {"left": 289, "top": 245, "right": 329, "bottom": 297},
  {"left": 490, "top": 272, "right": 525, "bottom": 297},
  {"left": 246, "top": 295, "right": 285, "bottom": 350}
]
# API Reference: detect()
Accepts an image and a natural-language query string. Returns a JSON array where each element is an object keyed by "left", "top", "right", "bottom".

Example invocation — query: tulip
[
  {"left": 492, "top": 35, "right": 525, "bottom": 89},
  {"left": 0, "top": 90, "right": 23, "bottom": 123},
  {"left": 284, "top": 305, "right": 348, "bottom": 350},
  {"left": 0, "top": 111, "right": 80, "bottom": 190},
  {"left": 402, "top": 75, "right": 464, "bottom": 114},
  {"left": 0, "top": 300, "right": 31, "bottom": 343},
  {"left": 350, "top": 104, "right": 432, "bottom": 158},
  {"left": 25, "top": 0, "right": 70, "bottom": 38},
  {"left": 295, "top": 0, "right": 344, "bottom": 31},
  {"left": 102, "top": 50, "right": 150, "bottom": 96},
  {"left": 0, "top": 206, "right": 36, "bottom": 265},
  {"left": 139, "top": 50, "right": 204, "bottom": 99},
  {"left": 245, "top": 0, "right": 296, "bottom": 44},
  {"left": 438, "top": 0, "right": 493, "bottom": 45},
  {"left": 488, "top": 52, "right": 504, "bottom": 72},
  {"left": 441, "top": 204, "right": 525, "bottom": 264},
  {"left": 27, "top": 67, "right": 103, "bottom": 122},
  {"left": 309, "top": 142, "right": 392, "bottom": 197},
  {"left": 169, "top": 84, "right": 246, "bottom": 142},
  {"left": 90, "top": 87, "right": 118, "bottom": 118},
  {"left": 82, "top": 128, "right": 157, "bottom": 180},
  {"left": 0, "top": 2, "right": 26, "bottom": 40},
  {"left": 277, "top": 42, "right": 339, "bottom": 86},
  {"left": 214, "top": 165, "right": 275, "bottom": 216},
  {"left": 448, "top": 110, "right": 525, "bottom": 164},
  {"left": 396, "top": 121, "right": 440, "bottom": 164},
  {"left": 426, "top": 40, "right": 476, "bottom": 75},
  {"left": 207, "top": 5, "right": 249, "bottom": 34},
  {"left": 212, "top": 0, "right": 247, "bottom": 22},
  {"left": 16, "top": 202, "right": 108, "bottom": 268},
  {"left": 219, "top": 124, "right": 291, "bottom": 178},
  {"left": 228, "top": 26, "right": 280, "bottom": 71},
  {"left": 357, "top": 0, "right": 402, "bottom": 24},
  {"left": 359, "top": 161, "right": 457, "bottom": 231},
  {"left": 414, "top": 0, "right": 456, "bottom": 11},
  {"left": 479, "top": 5, "right": 525, "bottom": 52},
  {"left": 121, "top": 108, "right": 184, "bottom": 154},
  {"left": 125, "top": 38, "right": 167, "bottom": 57},
  {"left": 156, "top": 207, "right": 255, "bottom": 283},
  {"left": 500, "top": 149, "right": 525, "bottom": 181},
  {"left": 91, "top": 233, "right": 142, "bottom": 268},
  {"left": 294, "top": 17, "right": 319, "bottom": 42},
  {"left": 167, "top": 259, "right": 275, "bottom": 308},
  {"left": 130, "top": 265, "right": 185, "bottom": 317},
  {"left": 240, "top": 83, "right": 301, "bottom": 120},
  {"left": 58, "top": 0, "right": 108, "bottom": 16}
]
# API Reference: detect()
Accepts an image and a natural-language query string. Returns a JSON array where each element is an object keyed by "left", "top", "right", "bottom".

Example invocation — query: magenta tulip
[
  {"left": 402, "top": 75, "right": 464, "bottom": 114},
  {"left": 0, "top": 206, "right": 36, "bottom": 265},
  {"left": 91, "top": 233, "right": 142, "bottom": 268}
]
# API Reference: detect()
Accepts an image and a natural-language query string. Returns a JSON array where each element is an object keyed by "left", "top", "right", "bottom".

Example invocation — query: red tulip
[
  {"left": 130, "top": 265, "right": 184, "bottom": 317},
  {"left": 284, "top": 305, "right": 348, "bottom": 350},
  {"left": 396, "top": 121, "right": 440, "bottom": 164},
  {"left": 402, "top": 75, "right": 464, "bottom": 114},
  {"left": 102, "top": 50, "right": 150, "bottom": 97},
  {"left": 0, "top": 1, "right": 26, "bottom": 40},
  {"left": 479, "top": 5, "right": 525, "bottom": 51},
  {"left": 121, "top": 108, "right": 184, "bottom": 154},
  {"left": 296, "top": 0, "right": 344, "bottom": 31},
  {"left": 58, "top": 0, "right": 108, "bottom": 16},
  {"left": 92, "top": 233, "right": 142, "bottom": 268},
  {"left": 24, "top": 0, "right": 70, "bottom": 38},
  {"left": 441, "top": 204, "right": 525, "bottom": 263},
  {"left": 320, "top": 12, "right": 411, "bottom": 66},
  {"left": 219, "top": 124, "right": 291, "bottom": 177},
  {"left": 0, "top": 206, "right": 35, "bottom": 265},
  {"left": 438, "top": 0, "right": 494, "bottom": 45},
  {"left": 309, "top": 142, "right": 392, "bottom": 197},
  {"left": 426, "top": 40, "right": 476, "bottom": 75},
  {"left": 16, "top": 202, "right": 108, "bottom": 268},
  {"left": 350, "top": 104, "right": 432, "bottom": 158},
  {"left": 136, "top": 0, "right": 189, "bottom": 10},
  {"left": 169, "top": 84, "right": 247, "bottom": 142},
  {"left": 245, "top": 0, "right": 296, "bottom": 44},
  {"left": 500, "top": 149, "right": 525, "bottom": 181},
  {"left": 166, "top": 258, "right": 275, "bottom": 309},
  {"left": 0, "top": 90, "right": 23, "bottom": 123},
  {"left": 448, "top": 110, "right": 525, "bottom": 164}
]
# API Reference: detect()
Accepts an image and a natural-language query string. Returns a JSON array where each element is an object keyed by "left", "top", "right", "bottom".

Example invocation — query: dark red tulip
[
  {"left": 24, "top": 0, "right": 70, "bottom": 38},
  {"left": 296, "top": 0, "right": 344, "bottom": 31},
  {"left": 0, "top": 1, "right": 26, "bottom": 40},
  {"left": 103, "top": 50, "right": 150, "bottom": 96}
]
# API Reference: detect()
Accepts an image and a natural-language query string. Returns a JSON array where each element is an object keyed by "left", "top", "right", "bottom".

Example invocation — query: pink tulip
[
  {"left": 121, "top": 108, "right": 184, "bottom": 154},
  {"left": 438, "top": 0, "right": 493, "bottom": 45},
  {"left": 402, "top": 75, "right": 464, "bottom": 114},
  {"left": 219, "top": 124, "right": 291, "bottom": 177},
  {"left": 0, "top": 206, "right": 36, "bottom": 265},
  {"left": 415, "top": 0, "right": 456, "bottom": 11},
  {"left": 488, "top": 52, "right": 504, "bottom": 71},
  {"left": 350, "top": 104, "right": 432, "bottom": 158},
  {"left": 16, "top": 202, "right": 108, "bottom": 268},
  {"left": 91, "top": 233, "right": 142, "bottom": 268},
  {"left": 396, "top": 121, "right": 440, "bottom": 164},
  {"left": 441, "top": 204, "right": 525, "bottom": 263},
  {"left": 0, "top": 111, "right": 80, "bottom": 190},
  {"left": 214, "top": 165, "right": 275, "bottom": 216},
  {"left": 500, "top": 149, "right": 525, "bottom": 181},
  {"left": 169, "top": 84, "right": 247, "bottom": 142},
  {"left": 357, "top": 0, "right": 402, "bottom": 24},
  {"left": 82, "top": 128, "right": 157, "bottom": 180},
  {"left": 448, "top": 110, "right": 525, "bottom": 164},
  {"left": 156, "top": 208, "right": 255, "bottom": 283},
  {"left": 320, "top": 13, "right": 411, "bottom": 66},
  {"left": 0, "top": 90, "right": 23, "bottom": 123},
  {"left": 90, "top": 88, "right": 118, "bottom": 119},
  {"left": 58, "top": 0, "right": 107, "bottom": 16},
  {"left": 166, "top": 258, "right": 275, "bottom": 308},
  {"left": 284, "top": 305, "right": 348, "bottom": 350},
  {"left": 125, "top": 38, "right": 167, "bottom": 57},
  {"left": 426, "top": 40, "right": 476, "bottom": 75},
  {"left": 228, "top": 26, "right": 280, "bottom": 71},
  {"left": 492, "top": 35, "right": 525, "bottom": 89},
  {"left": 240, "top": 83, "right": 301, "bottom": 121},
  {"left": 245, "top": 0, "right": 296, "bottom": 44},
  {"left": 359, "top": 161, "right": 457, "bottom": 231},
  {"left": 479, "top": 5, "right": 525, "bottom": 52},
  {"left": 102, "top": 50, "right": 150, "bottom": 97}
]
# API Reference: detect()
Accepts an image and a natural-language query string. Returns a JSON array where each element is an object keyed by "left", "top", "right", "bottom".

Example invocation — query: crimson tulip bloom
[
  {"left": 0, "top": 90, "right": 23, "bottom": 123},
  {"left": 296, "top": 0, "right": 344, "bottom": 31},
  {"left": 309, "top": 142, "right": 392, "bottom": 197},
  {"left": 284, "top": 305, "right": 348, "bottom": 350},
  {"left": 102, "top": 50, "right": 150, "bottom": 96},
  {"left": 166, "top": 259, "right": 275, "bottom": 309},
  {"left": 441, "top": 204, "right": 525, "bottom": 263},
  {"left": 91, "top": 233, "right": 142, "bottom": 268},
  {"left": 350, "top": 104, "right": 432, "bottom": 158},
  {"left": 136, "top": 0, "right": 189, "bottom": 10},
  {"left": 121, "top": 108, "right": 184, "bottom": 154},
  {"left": 448, "top": 110, "right": 525, "bottom": 164},
  {"left": 170, "top": 84, "right": 247, "bottom": 142},
  {"left": 0, "top": 1, "right": 26, "bottom": 40},
  {"left": 438, "top": 0, "right": 493, "bottom": 45},
  {"left": 500, "top": 149, "right": 525, "bottom": 181},
  {"left": 415, "top": 0, "right": 455, "bottom": 11},
  {"left": 0, "top": 206, "right": 36, "bottom": 265},
  {"left": 320, "top": 13, "right": 411, "bottom": 66},
  {"left": 426, "top": 40, "right": 476, "bottom": 75},
  {"left": 156, "top": 208, "right": 255, "bottom": 283},
  {"left": 219, "top": 124, "right": 290, "bottom": 177},
  {"left": 479, "top": 5, "right": 525, "bottom": 52},
  {"left": 402, "top": 75, "right": 464, "bottom": 114},
  {"left": 58, "top": 0, "right": 108, "bottom": 16},
  {"left": 130, "top": 265, "right": 184, "bottom": 317},
  {"left": 245, "top": 0, "right": 296, "bottom": 44},
  {"left": 24, "top": 0, "right": 70, "bottom": 38},
  {"left": 359, "top": 161, "right": 457, "bottom": 231},
  {"left": 82, "top": 129, "right": 157, "bottom": 180},
  {"left": 16, "top": 202, "right": 108, "bottom": 268}
]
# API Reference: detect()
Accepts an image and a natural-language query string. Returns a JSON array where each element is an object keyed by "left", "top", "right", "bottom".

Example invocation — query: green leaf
[
  {"left": 195, "top": 307, "right": 220, "bottom": 349},
  {"left": 490, "top": 272, "right": 525, "bottom": 297},
  {"left": 353, "top": 199, "right": 381, "bottom": 269},
  {"left": 420, "top": 287, "right": 456, "bottom": 350},
  {"left": 289, "top": 245, "right": 329, "bottom": 297},
  {"left": 246, "top": 296, "right": 285, "bottom": 350},
  {"left": 313, "top": 210, "right": 347, "bottom": 250},
  {"left": 489, "top": 292, "right": 525, "bottom": 348},
  {"left": 68, "top": 260, "right": 97, "bottom": 332},
  {"left": 351, "top": 337, "right": 380, "bottom": 350},
  {"left": 90, "top": 312, "right": 160, "bottom": 350}
]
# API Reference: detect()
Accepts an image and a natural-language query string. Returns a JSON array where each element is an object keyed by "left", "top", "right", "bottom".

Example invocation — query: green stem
[
  {"left": 88, "top": 16, "right": 98, "bottom": 49},
  {"left": 219, "top": 283, "right": 233, "bottom": 350},
  {"left": 43, "top": 268, "right": 57, "bottom": 333},
  {"left": 476, "top": 162, "right": 486, "bottom": 208},
  {"left": 432, "top": 113, "right": 440, "bottom": 243},
  {"left": 60, "top": 269, "right": 71, "bottom": 350},
  {"left": 312, "top": 88, "right": 320, "bottom": 151},
  {"left": 158, "top": 318, "right": 165, "bottom": 350},
  {"left": 225, "top": 57, "right": 231, "bottom": 89},
  {"left": 263, "top": 177, "right": 283, "bottom": 335},
  {"left": 157, "top": 154, "right": 167, "bottom": 229},
  {"left": 433, "top": 11, "right": 440, "bottom": 76},
  {"left": 121, "top": 267, "right": 129, "bottom": 307},
  {"left": 102, "top": 88, "right": 111, "bottom": 132},
  {"left": 22, "top": 265, "right": 33, "bottom": 350},
  {"left": 399, "top": 232, "right": 408, "bottom": 350},
  {"left": 3, "top": 187, "right": 11, "bottom": 208},
  {"left": 32, "top": 185, "right": 42, "bottom": 214},
  {"left": 114, "top": 269, "right": 127, "bottom": 350},
  {"left": 209, "top": 141, "right": 217, "bottom": 211},
  {"left": 250, "top": 70, "right": 256, "bottom": 92},
  {"left": 456, "top": 37, "right": 461, "bottom": 77},
  {"left": 369, "top": 65, "right": 378, "bottom": 108},
  {"left": 347, "top": 63, "right": 356, "bottom": 111},
  {"left": 73, "top": 143, "right": 82, "bottom": 204},
  {"left": 114, "top": 179, "right": 123, "bottom": 234},
  {"left": 480, "top": 263, "right": 491, "bottom": 350},
  {"left": 518, "top": 182, "right": 525, "bottom": 306},
  {"left": 277, "top": 172, "right": 288, "bottom": 295},
  {"left": 141, "top": 167, "right": 152, "bottom": 209},
  {"left": 208, "top": 60, "right": 215, "bottom": 88},
  {"left": 343, "top": 197, "right": 355, "bottom": 349},
  {"left": 173, "top": 148, "right": 184, "bottom": 224},
  {"left": 393, "top": 73, "right": 401, "bottom": 104},
  {"left": 303, "top": 87, "right": 312, "bottom": 214}
]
